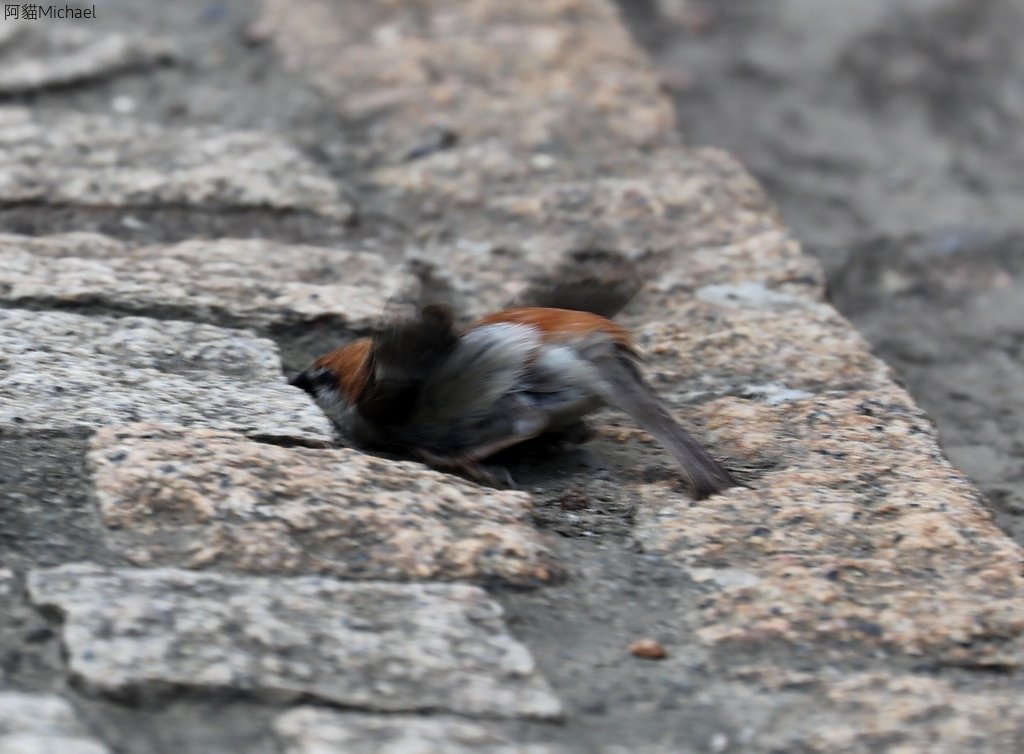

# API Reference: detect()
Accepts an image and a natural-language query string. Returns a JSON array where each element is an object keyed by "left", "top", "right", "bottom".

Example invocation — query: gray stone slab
[
  {"left": 0, "top": 232, "right": 127, "bottom": 259},
  {"left": 27, "top": 565, "right": 563, "bottom": 719},
  {"left": 263, "top": 0, "right": 676, "bottom": 157},
  {"left": 0, "top": 692, "right": 110, "bottom": 754},
  {"left": 0, "top": 108, "right": 350, "bottom": 218},
  {"left": 90, "top": 424, "right": 562, "bottom": 586},
  {"left": 0, "top": 21, "right": 24, "bottom": 50},
  {"left": 0, "top": 433, "right": 110, "bottom": 571},
  {"left": 0, "top": 309, "right": 332, "bottom": 444},
  {"left": 0, "top": 27, "right": 173, "bottom": 93},
  {"left": 773, "top": 672, "right": 1024, "bottom": 754},
  {"left": 631, "top": 296, "right": 893, "bottom": 404},
  {"left": 275, "top": 707, "right": 559, "bottom": 754},
  {"left": 0, "top": 234, "right": 402, "bottom": 331},
  {"left": 634, "top": 388, "right": 1024, "bottom": 667}
]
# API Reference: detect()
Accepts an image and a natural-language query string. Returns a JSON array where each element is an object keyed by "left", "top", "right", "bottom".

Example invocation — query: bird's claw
[{"left": 414, "top": 449, "right": 516, "bottom": 489}]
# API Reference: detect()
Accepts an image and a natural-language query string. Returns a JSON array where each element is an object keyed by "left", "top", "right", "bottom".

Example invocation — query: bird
[{"left": 291, "top": 256, "right": 738, "bottom": 499}]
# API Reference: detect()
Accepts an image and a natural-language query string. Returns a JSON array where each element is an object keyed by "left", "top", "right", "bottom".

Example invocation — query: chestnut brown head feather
[{"left": 312, "top": 338, "right": 372, "bottom": 403}]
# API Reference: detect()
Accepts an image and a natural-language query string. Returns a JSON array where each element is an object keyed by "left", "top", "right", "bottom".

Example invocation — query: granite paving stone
[
  {"left": 797, "top": 673, "right": 1024, "bottom": 754},
  {"left": 263, "top": 0, "right": 790, "bottom": 333},
  {"left": 0, "top": 309, "right": 332, "bottom": 444},
  {"left": 392, "top": 230, "right": 809, "bottom": 332},
  {"left": 0, "top": 108, "right": 350, "bottom": 218},
  {"left": 635, "top": 389, "right": 1024, "bottom": 666},
  {"left": 27, "top": 564, "right": 563, "bottom": 719},
  {"left": 0, "top": 234, "right": 404, "bottom": 331},
  {"left": 632, "top": 295, "right": 893, "bottom": 403},
  {"left": 275, "top": 707, "right": 559, "bottom": 754},
  {"left": 263, "top": 0, "right": 675, "bottom": 160},
  {"left": 482, "top": 153, "right": 778, "bottom": 251},
  {"left": 0, "top": 232, "right": 128, "bottom": 259},
  {"left": 740, "top": 671, "right": 1024, "bottom": 754},
  {"left": 374, "top": 148, "right": 781, "bottom": 276},
  {"left": 0, "top": 692, "right": 110, "bottom": 754},
  {"left": 645, "top": 229, "right": 825, "bottom": 301},
  {"left": 0, "top": 433, "right": 110, "bottom": 571},
  {"left": 89, "top": 424, "right": 562, "bottom": 586},
  {"left": 0, "top": 27, "right": 173, "bottom": 93}
]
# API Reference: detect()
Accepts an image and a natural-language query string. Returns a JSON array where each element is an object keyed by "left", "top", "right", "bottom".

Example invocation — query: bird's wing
[
  {"left": 415, "top": 322, "right": 543, "bottom": 424},
  {"left": 513, "top": 248, "right": 646, "bottom": 318},
  {"left": 356, "top": 303, "right": 460, "bottom": 426}
]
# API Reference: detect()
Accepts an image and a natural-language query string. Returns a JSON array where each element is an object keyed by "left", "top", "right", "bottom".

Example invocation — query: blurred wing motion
[
  {"left": 356, "top": 303, "right": 459, "bottom": 427},
  {"left": 289, "top": 259, "right": 460, "bottom": 437},
  {"left": 291, "top": 257, "right": 738, "bottom": 497},
  {"left": 514, "top": 248, "right": 646, "bottom": 318}
]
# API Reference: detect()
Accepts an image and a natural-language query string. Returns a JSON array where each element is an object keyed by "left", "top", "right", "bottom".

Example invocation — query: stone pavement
[{"left": 1, "top": 1, "right": 1023, "bottom": 752}]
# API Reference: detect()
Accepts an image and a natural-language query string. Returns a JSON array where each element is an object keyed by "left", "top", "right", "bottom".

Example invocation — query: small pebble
[{"left": 629, "top": 638, "right": 667, "bottom": 659}]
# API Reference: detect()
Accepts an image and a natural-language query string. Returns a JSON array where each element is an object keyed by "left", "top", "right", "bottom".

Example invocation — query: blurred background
[{"left": 618, "top": 0, "right": 1024, "bottom": 540}]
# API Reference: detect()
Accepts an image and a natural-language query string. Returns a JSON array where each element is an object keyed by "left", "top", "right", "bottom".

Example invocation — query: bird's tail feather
[{"left": 593, "top": 353, "right": 738, "bottom": 499}]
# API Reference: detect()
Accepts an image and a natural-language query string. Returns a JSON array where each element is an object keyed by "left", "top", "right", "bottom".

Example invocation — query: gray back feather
[{"left": 415, "top": 323, "right": 541, "bottom": 424}]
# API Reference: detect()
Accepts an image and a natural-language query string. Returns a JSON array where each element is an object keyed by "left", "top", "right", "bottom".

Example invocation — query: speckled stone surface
[
  {"left": 480, "top": 152, "right": 778, "bottom": 249},
  {"left": 774, "top": 672, "right": 1024, "bottom": 754},
  {"left": 0, "top": 234, "right": 403, "bottom": 331},
  {"left": 0, "top": 692, "right": 111, "bottom": 754},
  {"left": 27, "top": 564, "right": 563, "bottom": 719},
  {"left": 262, "top": 0, "right": 675, "bottom": 160},
  {"left": 387, "top": 207, "right": 800, "bottom": 327},
  {"left": 0, "top": 232, "right": 128, "bottom": 259},
  {"left": 89, "top": 424, "right": 562, "bottom": 586},
  {"left": 262, "top": 0, "right": 792, "bottom": 334},
  {"left": 0, "top": 309, "right": 332, "bottom": 444},
  {"left": 706, "top": 669, "right": 1024, "bottom": 754},
  {"left": 372, "top": 145, "right": 773, "bottom": 242},
  {"left": 0, "top": 27, "right": 172, "bottom": 93},
  {"left": 0, "top": 108, "right": 350, "bottom": 218},
  {"left": 376, "top": 149, "right": 786, "bottom": 320},
  {"left": 647, "top": 230, "right": 824, "bottom": 299},
  {"left": 633, "top": 294, "right": 893, "bottom": 405},
  {"left": 275, "top": 708, "right": 559, "bottom": 754},
  {"left": 636, "top": 388, "right": 1024, "bottom": 667}
]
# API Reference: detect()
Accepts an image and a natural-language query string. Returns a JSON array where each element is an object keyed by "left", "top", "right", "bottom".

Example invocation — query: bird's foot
[
  {"left": 414, "top": 449, "right": 515, "bottom": 488},
  {"left": 548, "top": 419, "right": 595, "bottom": 447}
]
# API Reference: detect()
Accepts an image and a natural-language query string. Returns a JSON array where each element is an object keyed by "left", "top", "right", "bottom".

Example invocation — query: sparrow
[{"left": 291, "top": 256, "right": 738, "bottom": 499}]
